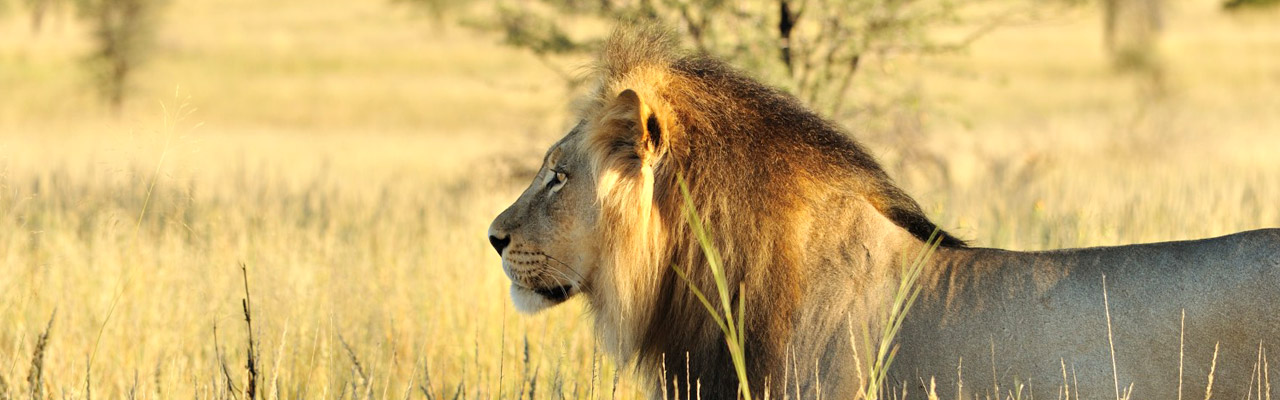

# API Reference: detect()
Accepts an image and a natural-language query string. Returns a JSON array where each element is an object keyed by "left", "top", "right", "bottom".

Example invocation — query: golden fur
[{"left": 488, "top": 25, "right": 1280, "bottom": 399}]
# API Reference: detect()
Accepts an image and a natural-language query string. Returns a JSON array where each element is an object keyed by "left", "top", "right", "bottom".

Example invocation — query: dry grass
[{"left": 1, "top": 0, "right": 1279, "bottom": 398}]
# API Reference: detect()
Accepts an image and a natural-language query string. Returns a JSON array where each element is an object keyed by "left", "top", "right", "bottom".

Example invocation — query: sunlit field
[{"left": 2, "top": 0, "right": 1278, "bottom": 398}]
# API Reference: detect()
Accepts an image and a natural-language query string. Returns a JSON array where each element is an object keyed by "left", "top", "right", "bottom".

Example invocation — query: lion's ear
[{"left": 601, "top": 89, "right": 666, "bottom": 167}]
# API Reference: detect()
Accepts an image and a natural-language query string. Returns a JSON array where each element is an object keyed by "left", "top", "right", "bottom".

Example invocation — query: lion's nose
[{"left": 489, "top": 234, "right": 511, "bottom": 256}]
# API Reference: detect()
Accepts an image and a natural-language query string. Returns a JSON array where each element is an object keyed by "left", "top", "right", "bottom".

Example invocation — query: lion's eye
[{"left": 547, "top": 170, "right": 567, "bottom": 189}]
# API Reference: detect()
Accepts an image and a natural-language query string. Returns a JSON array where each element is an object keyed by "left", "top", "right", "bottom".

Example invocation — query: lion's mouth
[{"left": 531, "top": 285, "right": 575, "bottom": 302}]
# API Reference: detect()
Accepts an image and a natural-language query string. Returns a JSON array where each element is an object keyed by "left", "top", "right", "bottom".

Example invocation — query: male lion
[{"left": 487, "top": 26, "right": 1280, "bottom": 399}]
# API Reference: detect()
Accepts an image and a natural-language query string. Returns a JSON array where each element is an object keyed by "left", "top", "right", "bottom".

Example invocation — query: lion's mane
[{"left": 575, "top": 26, "right": 965, "bottom": 395}]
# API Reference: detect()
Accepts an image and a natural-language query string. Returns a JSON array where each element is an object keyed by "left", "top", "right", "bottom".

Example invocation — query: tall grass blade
[{"left": 673, "top": 173, "right": 752, "bottom": 400}]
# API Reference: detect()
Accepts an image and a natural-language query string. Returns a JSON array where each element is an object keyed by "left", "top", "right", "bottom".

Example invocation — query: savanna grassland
[{"left": 2, "top": 0, "right": 1279, "bottom": 398}]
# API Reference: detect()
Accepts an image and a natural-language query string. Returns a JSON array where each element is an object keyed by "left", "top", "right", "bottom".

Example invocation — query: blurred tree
[
  {"left": 492, "top": 4, "right": 597, "bottom": 84},
  {"left": 1102, "top": 0, "right": 1162, "bottom": 69},
  {"left": 392, "top": 0, "right": 461, "bottom": 29},
  {"left": 1101, "top": 0, "right": 1166, "bottom": 99},
  {"left": 74, "top": 0, "right": 164, "bottom": 114},
  {"left": 25, "top": 0, "right": 67, "bottom": 31},
  {"left": 402, "top": 0, "right": 1039, "bottom": 187},
  {"left": 1222, "top": 0, "right": 1280, "bottom": 10},
  {"left": 408, "top": 0, "right": 1026, "bottom": 122}
]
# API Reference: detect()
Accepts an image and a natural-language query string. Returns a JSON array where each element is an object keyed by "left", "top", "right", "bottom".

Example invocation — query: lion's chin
[{"left": 510, "top": 283, "right": 575, "bottom": 314}]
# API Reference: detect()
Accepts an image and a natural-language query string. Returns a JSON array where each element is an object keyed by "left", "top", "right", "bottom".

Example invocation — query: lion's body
[
  {"left": 894, "top": 230, "right": 1280, "bottom": 399},
  {"left": 487, "top": 26, "right": 1280, "bottom": 400},
  {"left": 765, "top": 188, "right": 1280, "bottom": 399}
]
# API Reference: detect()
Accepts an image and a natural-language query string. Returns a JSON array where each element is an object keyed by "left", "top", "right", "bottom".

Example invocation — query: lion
[{"left": 487, "top": 26, "right": 1280, "bottom": 399}]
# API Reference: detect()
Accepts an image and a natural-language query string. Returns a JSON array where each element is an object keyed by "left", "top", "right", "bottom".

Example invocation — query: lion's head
[
  {"left": 486, "top": 124, "right": 598, "bottom": 314},
  {"left": 489, "top": 25, "right": 965, "bottom": 394},
  {"left": 487, "top": 26, "right": 688, "bottom": 357}
]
